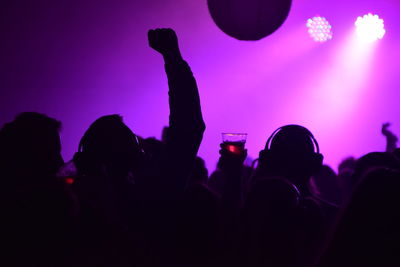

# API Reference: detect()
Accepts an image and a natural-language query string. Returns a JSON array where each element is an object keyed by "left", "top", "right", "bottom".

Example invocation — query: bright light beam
[
  {"left": 293, "top": 30, "right": 379, "bottom": 170},
  {"left": 298, "top": 30, "right": 378, "bottom": 128}
]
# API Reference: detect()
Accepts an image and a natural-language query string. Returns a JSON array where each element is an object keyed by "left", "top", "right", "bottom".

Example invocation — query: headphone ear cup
[
  {"left": 311, "top": 153, "right": 324, "bottom": 173},
  {"left": 258, "top": 149, "right": 271, "bottom": 167},
  {"left": 258, "top": 149, "right": 266, "bottom": 165}
]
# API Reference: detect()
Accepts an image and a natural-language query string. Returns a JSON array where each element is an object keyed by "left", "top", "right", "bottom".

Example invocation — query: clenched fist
[{"left": 148, "top": 28, "right": 182, "bottom": 61}]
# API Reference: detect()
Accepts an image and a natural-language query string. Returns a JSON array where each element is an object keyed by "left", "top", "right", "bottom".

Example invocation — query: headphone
[
  {"left": 73, "top": 130, "right": 145, "bottom": 176},
  {"left": 77, "top": 132, "right": 143, "bottom": 154},
  {"left": 258, "top": 125, "right": 323, "bottom": 174}
]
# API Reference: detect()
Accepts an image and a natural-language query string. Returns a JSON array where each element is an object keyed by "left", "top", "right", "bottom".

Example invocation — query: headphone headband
[
  {"left": 265, "top": 125, "right": 320, "bottom": 154},
  {"left": 78, "top": 128, "right": 142, "bottom": 154}
]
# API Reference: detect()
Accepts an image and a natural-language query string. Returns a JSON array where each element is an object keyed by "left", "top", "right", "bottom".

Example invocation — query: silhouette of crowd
[{"left": 1, "top": 28, "right": 400, "bottom": 267}]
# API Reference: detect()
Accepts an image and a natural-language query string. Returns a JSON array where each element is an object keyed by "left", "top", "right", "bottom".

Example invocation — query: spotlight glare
[
  {"left": 355, "top": 13, "right": 386, "bottom": 42},
  {"left": 306, "top": 16, "right": 333, "bottom": 42}
]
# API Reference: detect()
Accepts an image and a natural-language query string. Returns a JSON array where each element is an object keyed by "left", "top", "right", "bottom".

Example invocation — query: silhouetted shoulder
[{"left": 246, "top": 178, "right": 300, "bottom": 209}]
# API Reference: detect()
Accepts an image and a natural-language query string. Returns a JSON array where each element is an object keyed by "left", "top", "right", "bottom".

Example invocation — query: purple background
[{"left": 1, "top": 0, "right": 400, "bottom": 171}]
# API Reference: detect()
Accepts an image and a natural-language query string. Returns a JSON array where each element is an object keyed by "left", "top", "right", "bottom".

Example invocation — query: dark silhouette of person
[
  {"left": 337, "top": 156, "right": 357, "bottom": 200},
  {"left": 0, "top": 112, "right": 64, "bottom": 180},
  {"left": 142, "top": 132, "right": 218, "bottom": 266},
  {"left": 177, "top": 156, "right": 219, "bottom": 266},
  {"left": 311, "top": 165, "right": 343, "bottom": 206},
  {"left": 208, "top": 165, "right": 225, "bottom": 197},
  {"left": 208, "top": 149, "right": 253, "bottom": 200},
  {"left": 141, "top": 136, "right": 165, "bottom": 163},
  {"left": 0, "top": 112, "right": 75, "bottom": 267},
  {"left": 316, "top": 168, "right": 400, "bottom": 267},
  {"left": 351, "top": 152, "right": 400, "bottom": 188},
  {"left": 162, "top": 125, "right": 170, "bottom": 143},
  {"left": 338, "top": 156, "right": 357, "bottom": 175},
  {"left": 211, "top": 142, "right": 248, "bottom": 266},
  {"left": 394, "top": 148, "right": 400, "bottom": 161},
  {"left": 72, "top": 28, "right": 206, "bottom": 267},
  {"left": 187, "top": 156, "right": 209, "bottom": 186},
  {"left": 137, "top": 132, "right": 219, "bottom": 266},
  {"left": 239, "top": 125, "right": 337, "bottom": 267},
  {"left": 71, "top": 115, "right": 143, "bottom": 266}
]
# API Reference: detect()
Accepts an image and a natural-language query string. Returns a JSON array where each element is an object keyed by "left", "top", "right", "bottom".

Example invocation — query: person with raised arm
[
  {"left": 72, "top": 28, "right": 206, "bottom": 266},
  {"left": 147, "top": 28, "right": 206, "bottom": 198}
]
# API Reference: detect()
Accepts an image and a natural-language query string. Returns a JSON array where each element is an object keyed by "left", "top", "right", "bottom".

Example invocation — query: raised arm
[
  {"left": 148, "top": 28, "right": 205, "bottom": 194},
  {"left": 382, "top": 123, "right": 398, "bottom": 153}
]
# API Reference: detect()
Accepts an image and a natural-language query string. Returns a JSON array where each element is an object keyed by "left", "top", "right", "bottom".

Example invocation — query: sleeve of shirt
[{"left": 157, "top": 59, "right": 206, "bottom": 198}]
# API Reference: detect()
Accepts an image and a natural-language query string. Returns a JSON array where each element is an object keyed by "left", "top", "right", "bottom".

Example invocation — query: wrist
[
  {"left": 162, "top": 50, "right": 183, "bottom": 63},
  {"left": 221, "top": 163, "right": 244, "bottom": 174}
]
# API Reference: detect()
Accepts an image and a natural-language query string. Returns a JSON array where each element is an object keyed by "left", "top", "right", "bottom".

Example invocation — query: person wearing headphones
[
  {"left": 238, "top": 125, "right": 338, "bottom": 267},
  {"left": 71, "top": 28, "right": 206, "bottom": 266}
]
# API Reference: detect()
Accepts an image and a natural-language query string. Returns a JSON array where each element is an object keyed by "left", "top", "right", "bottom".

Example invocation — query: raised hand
[
  {"left": 218, "top": 143, "right": 247, "bottom": 173},
  {"left": 382, "top": 122, "right": 398, "bottom": 152},
  {"left": 382, "top": 123, "right": 394, "bottom": 137},
  {"left": 382, "top": 123, "right": 398, "bottom": 140},
  {"left": 148, "top": 28, "right": 182, "bottom": 61}
]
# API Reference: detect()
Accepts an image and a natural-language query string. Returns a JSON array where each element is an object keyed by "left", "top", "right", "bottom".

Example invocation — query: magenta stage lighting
[
  {"left": 355, "top": 13, "right": 386, "bottom": 42},
  {"left": 306, "top": 16, "right": 333, "bottom": 42}
]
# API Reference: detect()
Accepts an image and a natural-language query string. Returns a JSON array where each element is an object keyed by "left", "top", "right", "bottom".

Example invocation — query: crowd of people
[{"left": 1, "top": 28, "right": 400, "bottom": 267}]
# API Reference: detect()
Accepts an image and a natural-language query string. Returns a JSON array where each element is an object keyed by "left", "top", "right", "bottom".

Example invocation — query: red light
[
  {"left": 65, "top": 177, "right": 74, "bottom": 185},
  {"left": 227, "top": 145, "right": 239, "bottom": 154}
]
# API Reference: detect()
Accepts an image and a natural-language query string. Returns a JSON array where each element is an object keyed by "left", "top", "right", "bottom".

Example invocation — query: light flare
[{"left": 355, "top": 13, "right": 386, "bottom": 42}]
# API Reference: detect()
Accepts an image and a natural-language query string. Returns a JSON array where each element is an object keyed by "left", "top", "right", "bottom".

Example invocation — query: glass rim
[{"left": 221, "top": 133, "right": 248, "bottom": 136}]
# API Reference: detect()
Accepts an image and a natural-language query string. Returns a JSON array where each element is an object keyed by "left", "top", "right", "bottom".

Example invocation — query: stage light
[
  {"left": 306, "top": 16, "right": 333, "bottom": 42},
  {"left": 355, "top": 13, "right": 385, "bottom": 42}
]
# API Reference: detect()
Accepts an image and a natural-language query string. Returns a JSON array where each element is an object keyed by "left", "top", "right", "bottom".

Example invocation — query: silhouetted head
[
  {"left": 257, "top": 125, "right": 323, "bottom": 185},
  {"left": 338, "top": 156, "right": 357, "bottom": 175},
  {"left": 0, "top": 112, "right": 63, "bottom": 178},
  {"left": 315, "top": 165, "right": 337, "bottom": 179},
  {"left": 352, "top": 152, "right": 400, "bottom": 187},
  {"left": 337, "top": 156, "right": 358, "bottom": 199},
  {"left": 75, "top": 115, "right": 141, "bottom": 176},
  {"left": 142, "top": 137, "right": 165, "bottom": 161}
]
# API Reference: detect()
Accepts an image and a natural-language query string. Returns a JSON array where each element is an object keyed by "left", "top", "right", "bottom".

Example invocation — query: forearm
[
  {"left": 386, "top": 137, "right": 397, "bottom": 153},
  {"left": 165, "top": 59, "right": 205, "bottom": 134},
  {"left": 382, "top": 124, "right": 398, "bottom": 153},
  {"left": 160, "top": 57, "right": 205, "bottom": 194},
  {"left": 148, "top": 28, "right": 205, "bottom": 138}
]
